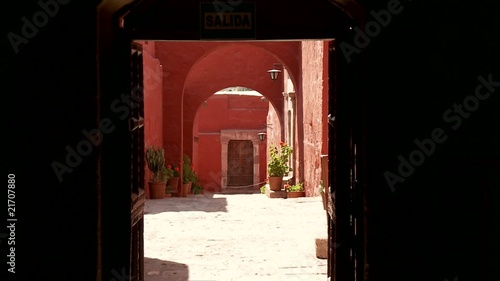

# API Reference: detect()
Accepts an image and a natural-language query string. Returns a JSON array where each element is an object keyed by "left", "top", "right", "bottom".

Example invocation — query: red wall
[
  {"left": 266, "top": 99, "right": 283, "bottom": 166},
  {"left": 141, "top": 41, "right": 164, "bottom": 197},
  {"left": 300, "top": 41, "right": 330, "bottom": 196},
  {"left": 197, "top": 94, "right": 269, "bottom": 191}
]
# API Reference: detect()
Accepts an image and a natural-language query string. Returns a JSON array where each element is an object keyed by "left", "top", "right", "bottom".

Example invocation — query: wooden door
[
  {"left": 130, "top": 42, "right": 146, "bottom": 281},
  {"left": 328, "top": 39, "right": 366, "bottom": 281},
  {"left": 227, "top": 140, "right": 254, "bottom": 186}
]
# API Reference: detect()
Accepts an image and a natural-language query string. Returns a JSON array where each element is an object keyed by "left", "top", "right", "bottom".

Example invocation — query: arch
[
  {"left": 192, "top": 87, "right": 280, "bottom": 191},
  {"left": 181, "top": 42, "right": 299, "bottom": 158},
  {"left": 182, "top": 42, "right": 300, "bottom": 101}
]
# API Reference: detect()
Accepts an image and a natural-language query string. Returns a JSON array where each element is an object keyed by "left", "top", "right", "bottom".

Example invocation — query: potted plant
[
  {"left": 267, "top": 142, "right": 293, "bottom": 191},
  {"left": 146, "top": 146, "right": 167, "bottom": 199},
  {"left": 260, "top": 184, "right": 267, "bottom": 194},
  {"left": 285, "top": 182, "right": 305, "bottom": 198},
  {"left": 166, "top": 165, "right": 180, "bottom": 196},
  {"left": 181, "top": 154, "right": 195, "bottom": 197},
  {"left": 161, "top": 166, "right": 174, "bottom": 198},
  {"left": 191, "top": 178, "right": 204, "bottom": 194}
]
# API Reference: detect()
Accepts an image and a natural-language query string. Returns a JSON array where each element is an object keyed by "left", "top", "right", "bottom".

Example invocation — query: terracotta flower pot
[
  {"left": 149, "top": 181, "right": 166, "bottom": 199},
  {"left": 268, "top": 176, "right": 283, "bottom": 191},
  {"left": 181, "top": 182, "right": 192, "bottom": 197},
  {"left": 167, "top": 177, "right": 179, "bottom": 195},
  {"left": 287, "top": 191, "right": 305, "bottom": 198}
]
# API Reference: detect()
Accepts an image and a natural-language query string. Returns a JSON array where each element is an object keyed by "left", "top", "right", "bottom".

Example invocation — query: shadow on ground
[
  {"left": 217, "top": 186, "right": 261, "bottom": 195},
  {"left": 144, "top": 257, "right": 190, "bottom": 281},
  {"left": 144, "top": 194, "right": 228, "bottom": 214}
]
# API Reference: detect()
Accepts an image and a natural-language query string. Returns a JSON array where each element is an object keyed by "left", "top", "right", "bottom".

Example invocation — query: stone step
[
  {"left": 315, "top": 237, "right": 328, "bottom": 259},
  {"left": 265, "top": 185, "right": 287, "bottom": 198}
]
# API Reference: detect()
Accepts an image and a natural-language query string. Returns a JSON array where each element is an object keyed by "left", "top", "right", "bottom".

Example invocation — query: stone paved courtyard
[{"left": 144, "top": 190, "right": 328, "bottom": 281}]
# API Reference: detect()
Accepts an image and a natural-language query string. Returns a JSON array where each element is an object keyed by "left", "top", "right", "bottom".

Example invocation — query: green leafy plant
[
  {"left": 192, "top": 179, "right": 203, "bottom": 194},
  {"left": 267, "top": 142, "right": 293, "bottom": 177},
  {"left": 182, "top": 154, "right": 196, "bottom": 184},
  {"left": 318, "top": 180, "right": 325, "bottom": 194},
  {"left": 182, "top": 154, "right": 203, "bottom": 193},
  {"left": 285, "top": 182, "right": 304, "bottom": 192},
  {"left": 165, "top": 165, "right": 180, "bottom": 178},
  {"left": 146, "top": 146, "right": 165, "bottom": 182},
  {"left": 260, "top": 185, "right": 266, "bottom": 194},
  {"left": 160, "top": 165, "right": 173, "bottom": 182}
]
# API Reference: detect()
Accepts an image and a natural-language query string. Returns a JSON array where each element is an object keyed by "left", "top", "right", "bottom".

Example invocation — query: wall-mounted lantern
[
  {"left": 257, "top": 132, "right": 266, "bottom": 142},
  {"left": 258, "top": 123, "right": 273, "bottom": 141},
  {"left": 267, "top": 63, "right": 285, "bottom": 81},
  {"left": 267, "top": 69, "right": 281, "bottom": 81}
]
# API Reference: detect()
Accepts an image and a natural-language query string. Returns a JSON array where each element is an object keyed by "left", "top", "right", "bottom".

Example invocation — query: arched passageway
[{"left": 96, "top": 1, "right": 361, "bottom": 281}]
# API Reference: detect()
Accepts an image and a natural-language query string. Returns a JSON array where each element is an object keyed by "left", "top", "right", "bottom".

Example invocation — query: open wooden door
[
  {"left": 328, "top": 38, "right": 366, "bottom": 281},
  {"left": 130, "top": 42, "right": 146, "bottom": 281}
]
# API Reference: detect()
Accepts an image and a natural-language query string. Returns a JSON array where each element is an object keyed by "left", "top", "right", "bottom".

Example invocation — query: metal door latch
[
  {"left": 129, "top": 116, "right": 144, "bottom": 132},
  {"left": 328, "top": 114, "right": 336, "bottom": 128}
]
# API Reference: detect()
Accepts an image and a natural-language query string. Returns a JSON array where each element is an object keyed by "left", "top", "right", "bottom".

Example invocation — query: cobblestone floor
[{"left": 144, "top": 189, "right": 328, "bottom": 281}]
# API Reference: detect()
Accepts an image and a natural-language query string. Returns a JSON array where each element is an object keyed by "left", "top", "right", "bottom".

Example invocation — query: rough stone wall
[{"left": 300, "top": 41, "right": 328, "bottom": 196}]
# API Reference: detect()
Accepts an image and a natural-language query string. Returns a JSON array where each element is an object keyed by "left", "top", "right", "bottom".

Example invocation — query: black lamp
[
  {"left": 267, "top": 63, "right": 285, "bottom": 81},
  {"left": 267, "top": 69, "right": 281, "bottom": 81},
  {"left": 257, "top": 132, "right": 266, "bottom": 141}
]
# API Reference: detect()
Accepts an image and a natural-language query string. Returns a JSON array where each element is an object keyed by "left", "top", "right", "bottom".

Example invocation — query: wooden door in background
[{"left": 227, "top": 140, "right": 254, "bottom": 187}]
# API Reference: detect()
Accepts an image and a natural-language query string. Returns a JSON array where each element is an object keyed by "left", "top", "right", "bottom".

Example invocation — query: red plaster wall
[
  {"left": 192, "top": 109, "right": 200, "bottom": 172},
  {"left": 266, "top": 101, "right": 283, "bottom": 171},
  {"left": 300, "top": 41, "right": 329, "bottom": 196},
  {"left": 141, "top": 41, "right": 164, "bottom": 197},
  {"left": 197, "top": 94, "right": 269, "bottom": 191},
  {"left": 197, "top": 134, "right": 221, "bottom": 192},
  {"left": 201, "top": 94, "right": 269, "bottom": 130}
]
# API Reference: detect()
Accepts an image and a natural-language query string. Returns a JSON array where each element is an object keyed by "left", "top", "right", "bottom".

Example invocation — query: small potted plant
[
  {"left": 191, "top": 177, "right": 204, "bottom": 194},
  {"left": 166, "top": 165, "right": 180, "bottom": 196},
  {"left": 267, "top": 142, "right": 293, "bottom": 191},
  {"left": 286, "top": 182, "right": 305, "bottom": 198},
  {"left": 161, "top": 166, "right": 174, "bottom": 198},
  {"left": 181, "top": 154, "right": 195, "bottom": 197},
  {"left": 146, "top": 146, "right": 167, "bottom": 199}
]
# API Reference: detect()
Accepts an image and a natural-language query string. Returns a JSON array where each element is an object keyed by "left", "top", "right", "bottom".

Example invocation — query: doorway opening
[
  {"left": 227, "top": 140, "right": 254, "bottom": 187},
  {"left": 193, "top": 86, "right": 271, "bottom": 193},
  {"left": 138, "top": 39, "right": 332, "bottom": 280},
  {"left": 97, "top": 1, "right": 364, "bottom": 281}
]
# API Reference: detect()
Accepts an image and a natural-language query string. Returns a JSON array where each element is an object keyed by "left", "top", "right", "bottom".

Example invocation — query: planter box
[{"left": 287, "top": 191, "right": 305, "bottom": 198}]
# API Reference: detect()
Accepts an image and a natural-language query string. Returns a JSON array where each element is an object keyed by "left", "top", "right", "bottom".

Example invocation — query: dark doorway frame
[{"left": 97, "top": 1, "right": 366, "bottom": 281}]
